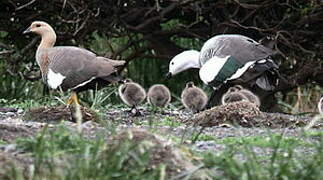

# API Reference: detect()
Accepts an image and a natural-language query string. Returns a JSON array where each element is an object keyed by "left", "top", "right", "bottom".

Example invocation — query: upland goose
[
  {"left": 118, "top": 79, "right": 146, "bottom": 115},
  {"left": 231, "top": 85, "right": 261, "bottom": 107},
  {"left": 181, "top": 82, "right": 208, "bottom": 113},
  {"left": 318, "top": 96, "right": 323, "bottom": 115},
  {"left": 167, "top": 34, "right": 281, "bottom": 91},
  {"left": 147, "top": 84, "right": 171, "bottom": 108},
  {"left": 23, "top": 21, "right": 125, "bottom": 105}
]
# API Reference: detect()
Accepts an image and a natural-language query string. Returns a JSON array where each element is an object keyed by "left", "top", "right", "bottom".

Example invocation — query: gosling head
[{"left": 186, "top": 81, "right": 195, "bottom": 88}]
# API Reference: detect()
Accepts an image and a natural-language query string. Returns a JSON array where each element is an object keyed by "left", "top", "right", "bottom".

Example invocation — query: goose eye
[
  {"left": 171, "top": 62, "right": 174, "bottom": 65},
  {"left": 36, "top": 24, "right": 41, "bottom": 27}
]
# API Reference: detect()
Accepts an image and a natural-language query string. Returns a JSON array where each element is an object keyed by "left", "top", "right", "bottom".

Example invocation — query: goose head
[
  {"left": 166, "top": 50, "right": 200, "bottom": 79},
  {"left": 23, "top": 21, "right": 56, "bottom": 36},
  {"left": 23, "top": 21, "right": 56, "bottom": 49}
]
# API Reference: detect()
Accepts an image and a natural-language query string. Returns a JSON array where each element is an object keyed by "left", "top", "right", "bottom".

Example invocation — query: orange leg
[{"left": 67, "top": 91, "right": 80, "bottom": 106}]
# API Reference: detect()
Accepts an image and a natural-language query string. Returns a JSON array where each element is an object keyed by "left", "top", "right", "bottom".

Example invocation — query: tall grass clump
[
  {"left": 200, "top": 131, "right": 323, "bottom": 179},
  {"left": 14, "top": 125, "right": 163, "bottom": 179},
  {"left": 278, "top": 84, "right": 322, "bottom": 114}
]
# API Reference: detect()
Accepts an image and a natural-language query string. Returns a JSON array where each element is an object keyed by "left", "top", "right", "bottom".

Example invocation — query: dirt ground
[
  {"left": 0, "top": 102, "right": 322, "bottom": 178},
  {"left": 0, "top": 102, "right": 321, "bottom": 145}
]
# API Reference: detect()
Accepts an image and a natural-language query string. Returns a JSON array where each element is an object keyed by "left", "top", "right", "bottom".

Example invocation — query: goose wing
[
  {"left": 199, "top": 34, "right": 275, "bottom": 65},
  {"left": 43, "top": 46, "right": 124, "bottom": 90}
]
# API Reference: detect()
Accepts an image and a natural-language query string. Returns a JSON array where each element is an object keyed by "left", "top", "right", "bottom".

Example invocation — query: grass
[
  {"left": 148, "top": 116, "right": 182, "bottom": 127},
  {"left": 199, "top": 133, "right": 323, "bottom": 180},
  {"left": 278, "top": 84, "right": 322, "bottom": 114},
  {"left": 215, "top": 133, "right": 311, "bottom": 149},
  {"left": 13, "top": 125, "right": 162, "bottom": 179},
  {"left": 1, "top": 122, "right": 321, "bottom": 179},
  {"left": 0, "top": 140, "right": 6, "bottom": 145},
  {"left": 1, "top": 83, "right": 323, "bottom": 179}
]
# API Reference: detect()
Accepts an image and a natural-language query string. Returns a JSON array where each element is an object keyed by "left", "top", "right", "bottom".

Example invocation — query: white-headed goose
[{"left": 167, "top": 34, "right": 281, "bottom": 92}]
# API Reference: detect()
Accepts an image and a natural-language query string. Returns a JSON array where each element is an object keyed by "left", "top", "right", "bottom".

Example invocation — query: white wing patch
[
  {"left": 199, "top": 56, "right": 258, "bottom": 85},
  {"left": 47, "top": 69, "right": 66, "bottom": 89},
  {"left": 228, "top": 60, "right": 256, "bottom": 80},
  {"left": 71, "top": 77, "right": 96, "bottom": 90},
  {"left": 199, "top": 56, "right": 229, "bottom": 84}
]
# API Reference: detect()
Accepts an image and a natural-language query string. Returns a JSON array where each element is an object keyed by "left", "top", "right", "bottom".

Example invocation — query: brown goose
[
  {"left": 118, "top": 79, "right": 146, "bottom": 115},
  {"left": 23, "top": 21, "right": 125, "bottom": 104},
  {"left": 181, "top": 82, "right": 208, "bottom": 113},
  {"left": 147, "top": 84, "right": 171, "bottom": 108}
]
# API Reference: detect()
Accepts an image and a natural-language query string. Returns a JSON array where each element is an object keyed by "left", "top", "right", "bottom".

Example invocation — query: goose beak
[
  {"left": 23, "top": 27, "right": 31, "bottom": 34},
  {"left": 165, "top": 72, "right": 172, "bottom": 79}
]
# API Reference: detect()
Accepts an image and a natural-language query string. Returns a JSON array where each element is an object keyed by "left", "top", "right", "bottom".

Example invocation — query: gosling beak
[
  {"left": 118, "top": 79, "right": 126, "bottom": 84},
  {"left": 23, "top": 27, "right": 31, "bottom": 34},
  {"left": 165, "top": 72, "right": 172, "bottom": 80}
]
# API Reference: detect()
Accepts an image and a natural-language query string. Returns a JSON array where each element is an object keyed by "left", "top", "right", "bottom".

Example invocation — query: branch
[
  {"left": 21, "top": 37, "right": 39, "bottom": 54},
  {"left": 15, "top": 0, "right": 36, "bottom": 11},
  {"left": 0, "top": 50, "right": 14, "bottom": 56}
]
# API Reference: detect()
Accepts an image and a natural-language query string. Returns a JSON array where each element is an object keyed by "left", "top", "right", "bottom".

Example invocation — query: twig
[
  {"left": 21, "top": 37, "right": 40, "bottom": 54},
  {"left": 225, "top": 19, "right": 274, "bottom": 32},
  {"left": 15, "top": 0, "right": 36, "bottom": 11},
  {"left": 0, "top": 42, "right": 10, "bottom": 49},
  {"left": 0, "top": 50, "right": 14, "bottom": 55},
  {"left": 73, "top": 13, "right": 90, "bottom": 36}
]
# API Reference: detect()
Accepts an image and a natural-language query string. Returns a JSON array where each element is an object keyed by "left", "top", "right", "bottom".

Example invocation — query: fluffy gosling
[
  {"left": 221, "top": 85, "right": 260, "bottom": 107},
  {"left": 147, "top": 84, "right": 171, "bottom": 108},
  {"left": 118, "top": 79, "right": 146, "bottom": 115},
  {"left": 233, "top": 85, "right": 261, "bottom": 107},
  {"left": 181, "top": 82, "right": 208, "bottom": 113},
  {"left": 221, "top": 86, "right": 249, "bottom": 105}
]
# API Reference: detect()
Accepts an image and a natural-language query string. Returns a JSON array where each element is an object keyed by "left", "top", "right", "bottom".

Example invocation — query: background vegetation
[
  {"left": 0, "top": 0, "right": 322, "bottom": 112},
  {"left": 0, "top": 1, "right": 323, "bottom": 179}
]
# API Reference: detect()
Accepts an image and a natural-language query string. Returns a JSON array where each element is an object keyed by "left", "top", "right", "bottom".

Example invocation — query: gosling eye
[
  {"left": 171, "top": 62, "right": 174, "bottom": 65},
  {"left": 36, "top": 24, "right": 41, "bottom": 28}
]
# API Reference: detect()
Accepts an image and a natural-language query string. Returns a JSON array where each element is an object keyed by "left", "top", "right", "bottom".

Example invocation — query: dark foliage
[{"left": 0, "top": 0, "right": 322, "bottom": 109}]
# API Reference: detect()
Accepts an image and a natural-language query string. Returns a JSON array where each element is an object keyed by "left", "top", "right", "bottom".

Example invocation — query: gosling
[
  {"left": 118, "top": 79, "right": 146, "bottom": 115},
  {"left": 221, "top": 87, "right": 250, "bottom": 105},
  {"left": 147, "top": 84, "right": 171, "bottom": 108},
  {"left": 181, "top": 82, "right": 208, "bottom": 113},
  {"left": 233, "top": 85, "right": 261, "bottom": 107}
]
